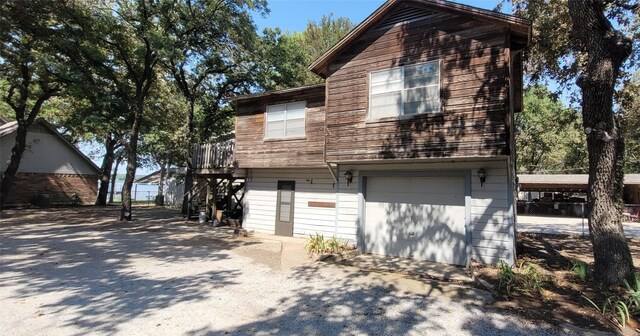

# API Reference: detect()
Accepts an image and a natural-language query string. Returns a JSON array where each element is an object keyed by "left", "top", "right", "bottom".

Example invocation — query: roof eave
[{"left": 231, "top": 83, "right": 326, "bottom": 103}]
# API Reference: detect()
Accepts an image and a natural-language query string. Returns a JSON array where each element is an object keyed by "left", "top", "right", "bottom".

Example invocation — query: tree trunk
[
  {"left": 109, "top": 156, "right": 122, "bottom": 204},
  {"left": 96, "top": 134, "right": 117, "bottom": 206},
  {"left": 0, "top": 120, "right": 29, "bottom": 209},
  {"left": 120, "top": 101, "right": 144, "bottom": 221},
  {"left": 181, "top": 101, "right": 195, "bottom": 215},
  {"left": 568, "top": 0, "right": 635, "bottom": 285},
  {"left": 158, "top": 161, "right": 167, "bottom": 196}
]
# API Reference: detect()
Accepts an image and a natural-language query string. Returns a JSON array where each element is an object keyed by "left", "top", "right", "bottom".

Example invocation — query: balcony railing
[{"left": 192, "top": 140, "right": 235, "bottom": 170}]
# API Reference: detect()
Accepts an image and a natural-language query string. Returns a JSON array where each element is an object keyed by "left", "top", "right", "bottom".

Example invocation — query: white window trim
[
  {"left": 264, "top": 101, "right": 307, "bottom": 140},
  {"left": 367, "top": 60, "right": 441, "bottom": 121}
]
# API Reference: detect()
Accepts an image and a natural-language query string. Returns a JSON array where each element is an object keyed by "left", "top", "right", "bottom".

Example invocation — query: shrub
[
  {"left": 497, "top": 260, "right": 547, "bottom": 297},
  {"left": 583, "top": 273, "right": 640, "bottom": 329},
  {"left": 305, "top": 234, "right": 350, "bottom": 255},
  {"left": 570, "top": 259, "right": 589, "bottom": 280}
]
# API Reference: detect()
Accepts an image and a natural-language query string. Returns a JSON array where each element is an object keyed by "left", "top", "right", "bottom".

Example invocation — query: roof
[
  {"left": 519, "top": 174, "right": 640, "bottom": 186},
  {"left": 0, "top": 119, "right": 101, "bottom": 174},
  {"left": 232, "top": 83, "right": 325, "bottom": 102},
  {"left": 309, "top": 0, "right": 532, "bottom": 77},
  {"left": 135, "top": 168, "right": 186, "bottom": 184}
]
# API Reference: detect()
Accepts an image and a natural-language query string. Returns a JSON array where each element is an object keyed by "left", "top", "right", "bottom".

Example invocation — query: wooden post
[
  {"left": 211, "top": 177, "right": 218, "bottom": 223},
  {"left": 206, "top": 179, "right": 212, "bottom": 220}
]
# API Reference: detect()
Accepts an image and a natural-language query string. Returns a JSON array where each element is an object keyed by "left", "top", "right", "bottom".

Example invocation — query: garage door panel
[
  {"left": 364, "top": 176, "right": 467, "bottom": 265},
  {"left": 367, "top": 176, "right": 464, "bottom": 194},
  {"left": 366, "top": 177, "right": 465, "bottom": 206}
]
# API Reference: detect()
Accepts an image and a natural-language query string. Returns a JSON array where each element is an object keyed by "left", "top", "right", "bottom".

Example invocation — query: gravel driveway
[{"left": 0, "top": 207, "right": 597, "bottom": 335}]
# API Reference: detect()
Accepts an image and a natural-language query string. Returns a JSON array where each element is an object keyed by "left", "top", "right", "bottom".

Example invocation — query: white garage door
[{"left": 364, "top": 176, "right": 467, "bottom": 265}]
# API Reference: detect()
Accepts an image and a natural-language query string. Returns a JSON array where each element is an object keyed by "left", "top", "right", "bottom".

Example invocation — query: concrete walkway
[{"left": 518, "top": 215, "right": 640, "bottom": 237}]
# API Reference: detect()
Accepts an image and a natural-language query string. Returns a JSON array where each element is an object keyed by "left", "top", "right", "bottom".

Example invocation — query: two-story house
[{"left": 232, "top": 0, "right": 530, "bottom": 266}]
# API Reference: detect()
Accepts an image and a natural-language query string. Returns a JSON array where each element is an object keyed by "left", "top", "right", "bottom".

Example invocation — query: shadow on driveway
[{"left": 0, "top": 207, "right": 255, "bottom": 334}]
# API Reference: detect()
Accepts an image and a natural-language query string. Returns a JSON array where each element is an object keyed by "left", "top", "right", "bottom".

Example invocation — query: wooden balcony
[{"left": 192, "top": 140, "right": 235, "bottom": 175}]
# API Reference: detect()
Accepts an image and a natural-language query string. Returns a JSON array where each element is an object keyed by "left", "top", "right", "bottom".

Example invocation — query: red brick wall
[{"left": 0, "top": 172, "right": 98, "bottom": 206}]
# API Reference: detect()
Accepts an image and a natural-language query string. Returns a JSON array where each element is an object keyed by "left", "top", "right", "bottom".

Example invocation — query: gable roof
[
  {"left": 0, "top": 119, "right": 101, "bottom": 174},
  {"left": 135, "top": 167, "right": 186, "bottom": 184},
  {"left": 309, "top": 0, "right": 531, "bottom": 77}
]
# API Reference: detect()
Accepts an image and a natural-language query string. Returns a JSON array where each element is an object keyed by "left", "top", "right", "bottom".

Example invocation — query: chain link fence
[
  {"left": 109, "top": 190, "right": 158, "bottom": 205},
  {"left": 518, "top": 201, "right": 640, "bottom": 223},
  {"left": 517, "top": 201, "right": 586, "bottom": 218}
]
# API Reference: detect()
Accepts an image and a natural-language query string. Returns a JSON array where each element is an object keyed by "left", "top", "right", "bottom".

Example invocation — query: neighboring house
[
  {"left": 135, "top": 168, "right": 186, "bottom": 209},
  {"left": 0, "top": 119, "right": 100, "bottom": 207},
  {"left": 231, "top": 0, "right": 530, "bottom": 266}
]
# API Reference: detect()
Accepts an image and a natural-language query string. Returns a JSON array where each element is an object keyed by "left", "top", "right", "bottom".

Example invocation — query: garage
[{"left": 363, "top": 176, "right": 468, "bottom": 265}]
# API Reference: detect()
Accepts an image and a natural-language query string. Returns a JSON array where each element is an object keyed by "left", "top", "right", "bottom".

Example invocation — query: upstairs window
[
  {"left": 265, "top": 101, "right": 306, "bottom": 139},
  {"left": 368, "top": 60, "right": 440, "bottom": 119}
]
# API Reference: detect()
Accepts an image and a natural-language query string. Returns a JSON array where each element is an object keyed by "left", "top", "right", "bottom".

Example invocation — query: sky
[
  {"left": 105, "top": 0, "right": 512, "bottom": 175},
  {"left": 253, "top": 0, "right": 505, "bottom": 33}
]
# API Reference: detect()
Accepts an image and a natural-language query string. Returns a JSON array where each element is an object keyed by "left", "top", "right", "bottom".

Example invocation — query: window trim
[
  {"left": 264, "top": 100, "right": 307, "bottom": 140},
  {"left": 367, "top": 60, "right": 441, "bottom": 121}
]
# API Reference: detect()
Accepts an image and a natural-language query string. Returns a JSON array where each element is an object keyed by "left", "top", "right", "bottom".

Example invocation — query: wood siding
[
  {"left": 324, "top": 5, "right": 512, "bottom": 162},
  {"left": 234, "top": 87, "right": 326, "bottom": 168}
]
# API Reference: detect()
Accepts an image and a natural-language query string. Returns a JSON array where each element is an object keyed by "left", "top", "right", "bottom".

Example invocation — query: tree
[
  {"left": 619, "top": 72, "right": 640, "bottom": 173},
  {"left": 507, "top": 0, "right": 638, "bottom": 285},
  {"left": 138, "top": 78, "right": 187, "bottom": 201},
  {"left": 49, "top": 0, "right": 137, "bottom": 207},
  {"left": 109, "top": 149, "right": 125, "bottom": 204},
  {"left": 0, "top": 0, "right": 64, "bottom": 208},
  {"left": 258, "top": 14, "right": 354, "bottom": 89},
  {"left": 516, "top": 85, "right": 586, "bottom": 173},
  {"left": 158, "top": 0, "right": 267, "bottom": 215}
]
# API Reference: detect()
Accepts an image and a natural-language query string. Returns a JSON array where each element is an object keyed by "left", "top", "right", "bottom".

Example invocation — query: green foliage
[
  {"left": 582, "top": 273, "right": 640, "bottom": 329},
  {"left": 504, "top": 0, "right": 639, "bottom": 88},
  {"left": 497, "top": 260, "right": 546, "bottom": 297},
  {"left": 516, "top": 85, "right": 587, "bottom": 173},
  {"left": 258, "top": 13, "right": 354, "bottom": 89},
  {"left": 498, "top": 260, "right": 517, "bottom": 297},
  {"left": 570, "top": 259, "right": 589, "bottom": 281},
  {"left": 304, "top": 234, "right": 350, "bottom": 255},
  {"left": 619, "top": 73, "right": 640, "bottom": 173},
  {"left": 623, "top": 273, "right": 640, "bottom": 314}
]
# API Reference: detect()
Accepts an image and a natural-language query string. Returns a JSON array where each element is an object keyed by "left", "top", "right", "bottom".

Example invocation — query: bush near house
[{"left": 304, "top": 234, "right": 352, "bottom": 255}]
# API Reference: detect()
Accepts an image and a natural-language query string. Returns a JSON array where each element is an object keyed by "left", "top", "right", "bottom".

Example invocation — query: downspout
[
  {"left": 324, "top": 79, "right": 338, "bottom": 184},
  {"left": 326, "top": 162, "right": 338, "bottom": 183}
]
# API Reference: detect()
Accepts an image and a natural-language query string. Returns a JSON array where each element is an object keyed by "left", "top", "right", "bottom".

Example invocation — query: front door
[{"left": 275, "top": 181, "right": 295, "bottom": 236}]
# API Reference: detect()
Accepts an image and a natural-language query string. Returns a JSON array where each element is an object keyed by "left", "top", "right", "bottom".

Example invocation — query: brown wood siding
[
  {"left": 234, "top": 88, "right": 326, "bottom": 168},
  {"left": 325, "top": 7, "right": 512, "bottom": 162}
]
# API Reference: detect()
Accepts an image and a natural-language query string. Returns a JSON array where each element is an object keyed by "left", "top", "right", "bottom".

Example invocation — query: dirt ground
[{"left": 475, "top": 233, "right": 640, "bottom": 335}]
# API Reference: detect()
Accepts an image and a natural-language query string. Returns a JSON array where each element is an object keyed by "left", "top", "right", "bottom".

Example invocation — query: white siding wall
[
  {"left": 242, "top": 169, "right": 358, "bottom": 242},
  {"left": 336, "top": 169, "right": 359, "bottom": 242},
  {"left": 242, "top": 159, "right": 515, "bottom": 266},
  {"left": 469, "top": 161, "right": 514, "bottom": 265}
]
